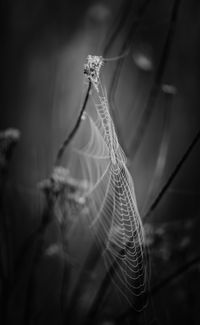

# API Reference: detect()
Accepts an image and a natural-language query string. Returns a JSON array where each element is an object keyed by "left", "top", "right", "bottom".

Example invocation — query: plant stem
[{"left": 55, "top": 81, "right": 91, "bottom": 166}]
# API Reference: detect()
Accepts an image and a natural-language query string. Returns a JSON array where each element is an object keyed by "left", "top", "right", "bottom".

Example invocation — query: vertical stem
[{"left": 55, "top": 81, "right": 91, "bottom": 166}]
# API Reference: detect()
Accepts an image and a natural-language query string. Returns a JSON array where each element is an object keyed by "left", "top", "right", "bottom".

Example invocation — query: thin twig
[{"left": 55, "top": 81, "right": 91, "bottom": 166}]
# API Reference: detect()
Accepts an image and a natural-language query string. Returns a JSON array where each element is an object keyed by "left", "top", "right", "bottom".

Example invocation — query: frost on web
[
  {"left": 68, "top": 56, "right": 149, "bottom": 309},
  {"left": 84, "top": 55, "right": 103, "bottom": 91}
]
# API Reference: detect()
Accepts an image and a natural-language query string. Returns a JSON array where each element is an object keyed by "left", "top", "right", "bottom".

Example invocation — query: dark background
[{"left": 1, "top": 0, "right": 200, "bottom": 324}]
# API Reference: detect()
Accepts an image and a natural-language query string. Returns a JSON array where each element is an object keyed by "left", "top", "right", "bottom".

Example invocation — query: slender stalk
[{"left": 55, "top": 81, "right": 91, "bottom": 166}]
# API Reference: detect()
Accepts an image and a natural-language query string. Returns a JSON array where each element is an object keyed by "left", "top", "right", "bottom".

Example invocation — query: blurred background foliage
[{"left": 1, "top": 0, "right": 200, "bottom": 324}]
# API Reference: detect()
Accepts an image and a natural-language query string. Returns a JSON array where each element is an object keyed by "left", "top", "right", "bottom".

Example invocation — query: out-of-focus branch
[
  {"left": 108, "top": 0, "right": 153, "bottom": 100},
  {"left": 143, "top": 128, "right": 200, "bottom": 221},
  {"left": 103, "top": 0, "right": 133, "bottom": 58},
  {"left": 107, "top": 0, "right": 153, "bottom": 155},
  {"left": 129, "top": 0, "right": 182, "bottom": 159},
  {"left": 142, "top": 85, "right": 175, "bottom": 215}
]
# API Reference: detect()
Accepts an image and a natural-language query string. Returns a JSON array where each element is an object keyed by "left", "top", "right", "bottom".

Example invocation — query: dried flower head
[
  {"left": 38, "top": 167, "right": 89, "bottom": 225},
  {"left": 0, "top": 128, "right": 20, "bottom": 168},
  {"left": 84, "top": 55, "right": 103, "bottom": 91}
]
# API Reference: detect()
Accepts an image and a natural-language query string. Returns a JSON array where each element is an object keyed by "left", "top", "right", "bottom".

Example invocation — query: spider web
[{"left": 68, "top": 57, "right": 149, "bottom": 309}]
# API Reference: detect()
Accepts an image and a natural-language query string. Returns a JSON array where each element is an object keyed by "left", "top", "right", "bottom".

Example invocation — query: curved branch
[
  {"left": 55, "top": 81, "right": 91, "bottom": 166},
  {"left": 144, "top": 128, "right": 200, "bottom": 221}
]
